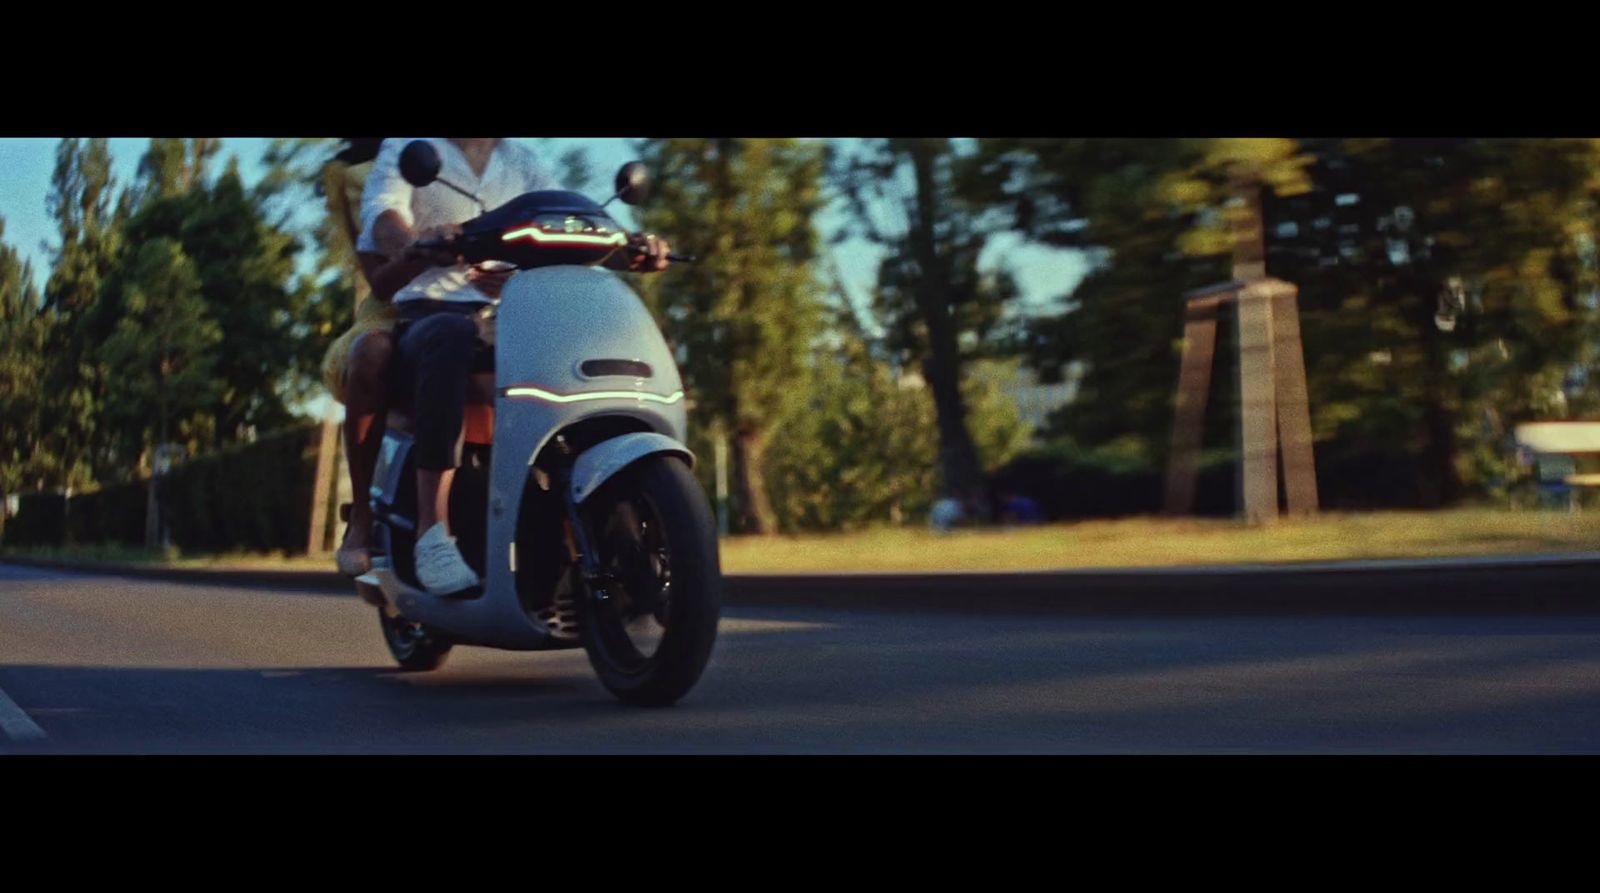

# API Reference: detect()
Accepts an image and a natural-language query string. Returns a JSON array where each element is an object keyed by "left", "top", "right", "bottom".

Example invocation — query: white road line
[{"left": 0, "top": 682, "right": 48, "bottom": 742}]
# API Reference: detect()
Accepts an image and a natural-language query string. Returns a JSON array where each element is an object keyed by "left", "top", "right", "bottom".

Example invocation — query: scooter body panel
[
  {"left": 569, "top": 431, "right": 694, "bottom": 504},
  {"left": 368, "top": 265, "right": 691, "bottom": 651}
]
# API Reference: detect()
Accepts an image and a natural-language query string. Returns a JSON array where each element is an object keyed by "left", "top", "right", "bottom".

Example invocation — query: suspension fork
[{"left": 551, "top": 437, "right": 613, "bottom": 603}]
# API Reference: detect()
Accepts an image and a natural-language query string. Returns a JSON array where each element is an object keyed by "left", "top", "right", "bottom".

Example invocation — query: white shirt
[{"left": 359, "top": 138, "right": 562, "bottom": 304}]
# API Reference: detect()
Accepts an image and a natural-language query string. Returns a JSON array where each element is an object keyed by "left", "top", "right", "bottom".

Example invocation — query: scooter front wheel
[
  {"left": 378, "top": 604, "right": 454, "bottom": 672},
  {"left": 578, "top": 455, "right": 722, "bottom": 707}
]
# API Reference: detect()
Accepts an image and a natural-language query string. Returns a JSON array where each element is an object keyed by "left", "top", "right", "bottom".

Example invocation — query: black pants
[{"left": 395, "top": 301, "right": 494, "bottom": 472}]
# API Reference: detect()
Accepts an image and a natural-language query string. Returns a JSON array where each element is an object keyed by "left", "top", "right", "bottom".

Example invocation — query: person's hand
[
  {"left": 404, "top": 223, "right": 464, "bottom": 266},
  {"left": 467, "top": 263, "right": 515, "bottom": 299},
  {"left": 627, "top": 233, "right": 671, "bottom": 272}
]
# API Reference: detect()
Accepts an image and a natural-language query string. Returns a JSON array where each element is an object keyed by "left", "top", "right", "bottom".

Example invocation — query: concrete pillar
[
  {"left": 1268, "top": 283, "right": 1319, "bottom": 516},
  {"left": 1236, "top": 284, "right": 1279, "bottom": 524},
  {"left": 1165, "top": 307, "right": 1221, "bottom": 515}
]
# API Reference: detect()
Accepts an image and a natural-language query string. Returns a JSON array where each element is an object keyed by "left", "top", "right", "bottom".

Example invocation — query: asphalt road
[{"left": 3, "top": 561, "right": 1600, "bottom": 753}]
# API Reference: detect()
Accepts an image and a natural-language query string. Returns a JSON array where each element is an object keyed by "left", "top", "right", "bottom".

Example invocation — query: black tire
[
  {"left": 378, "top": 604, "right": 453, "bottom": 672},
  {"left": 578, "top": 455, "right": 722, "bottom": 707}
]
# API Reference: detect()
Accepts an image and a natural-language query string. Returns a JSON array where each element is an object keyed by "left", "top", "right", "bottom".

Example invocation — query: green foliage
[
  {"left": 963, "top": 358, "right": 1033, "bottom": 473},
  {"left": 762, "top": 337, "right": 1033, "bottom": 533},
  {"left": 0, "top": 216, "right": 48, "bottom": 517},
  {"left": 764, "top": 336, "right": 938, "bottom": 532},
  {"left": 633, "top": 138, "right": 828, "bottom": 533},
  {"left": 973, "top": 137, "right": 1600, "bottom": 507},
  {"left": 4, "top": 492, "right": 66, "bottom": 547},
  {"left": 133, "top": 137, "right": 221, "bottom": 205},
  {"left": 1273, "top": 138, "right": 1600, "bottom": 503},
  {"left": 1, "top": 425, "right": 320, "bottom": 552},
  {"left": 39, "top": 138, "right": 124, "bottom": 490},
  {"left": 256, "top": 138, "right": 364, "bottom": 398},
  {"left": 95, "top": 237, "right": 222, "bottom": 463},
  {"left": 16, "top": 135, "right": 1600, "bottom": 543},
  {"left": 159, "top": 424, "right": 319, "bottom": 552},
  {"left": 834, "top": 139, "right": 1016, "bottom": 508},
  {"left": 60, "top": 479, "right": 148, "bottom": 546},
  {"left": 112, "top": 147, "right": 321, "bottom": 448},
  {"left": 12, "top": 137, "right": 332, "bottom": 498},
  {"left": 258, "top": 137, "right": 359, "bottom": 282}
]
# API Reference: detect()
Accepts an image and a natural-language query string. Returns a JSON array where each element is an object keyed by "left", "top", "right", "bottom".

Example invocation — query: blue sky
[{"left": 0, "top": 137, "right": 1089, "bottom": 324}]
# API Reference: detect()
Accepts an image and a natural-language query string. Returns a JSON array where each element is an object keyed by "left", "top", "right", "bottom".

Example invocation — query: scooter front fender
[{"left": 572, "top": 432, "right": 694, "bottom": 504}]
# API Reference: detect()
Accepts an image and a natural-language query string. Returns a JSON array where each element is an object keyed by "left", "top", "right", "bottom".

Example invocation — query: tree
[
  {"left": 97, "top": 238, "right": 220, "bottom": 451},
  {"left": 95, "top": 238, "right": 222, "bottom": 544},
  {"left": 258, "top": 137, "right": 370, "bottom": 390},
  {"left": 974, "top": 138, "right": 1600, "bottom": 507},
  {"left": 962, "top": 358, "right": 1034, "bottom": 475},
  {"left": 966, "top": 139, "right": 1313, "bottom": 467},
  {"left": 0, "top": 216, "right": 47, "bottom": 530},
  {"left": 633, "top": 138, "right": 827, "bottom": 534},
  {"left": 133, "top": 137, "right": 221, "bottom": 204},
  {"left": 116, "top": 148, "right": 319, "bottom": 447},
  {"left": 1268, "top": 138, "right": 1600, "bottom": 504},
  {"left": 39, "top": 138, "right": 124, "bottom": 491},
  {"left": 764, "top": 327, "right": 939, "bottom": 532},
  {"left": 258, "top": 138, "right": 358, "bottom": 282},
  {"left": 835, "top": 139, "right": 1019, "bottom": 517},
  {"left": 759, "top": 255, "right": 1034, "bottom": 534}
]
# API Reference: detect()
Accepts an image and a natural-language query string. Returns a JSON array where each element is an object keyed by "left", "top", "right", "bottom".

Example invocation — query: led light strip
[
  {"left": 504, "top": 385, "right": 684, "bottom": 405},
  {"left": 502, "top": 225, "right": 629, "bottom": 248}
]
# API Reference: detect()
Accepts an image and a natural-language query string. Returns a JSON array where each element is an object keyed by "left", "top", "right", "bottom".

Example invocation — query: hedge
[{"left": 4, "top": 424, "right": 322, "bottom": 554}]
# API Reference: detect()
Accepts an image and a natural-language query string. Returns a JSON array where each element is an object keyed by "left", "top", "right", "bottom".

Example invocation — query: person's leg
[
  {"left": 417, "top": 467, "right": 456, "bottom": 535},
  {"left": 405, "top": 313, "right": 476, "bottom": 526},
  {"left": 398, "top": 311, "right": 480, "bottom": 594},
  {"left": 336, "top": 330, "right": 394, "bottom": 573}
]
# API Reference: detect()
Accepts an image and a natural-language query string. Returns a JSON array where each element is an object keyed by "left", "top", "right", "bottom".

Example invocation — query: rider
[
  {"left": 358, "top": 138, "right": 670, "bottom": 596},
  {"left": 320, "top": 138, "right": 399, "bottom": 580}
]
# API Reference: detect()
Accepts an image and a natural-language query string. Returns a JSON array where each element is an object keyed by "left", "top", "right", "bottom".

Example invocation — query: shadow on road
[{"left": 6, "top": 611, "right": 1600, "bottom": 753}]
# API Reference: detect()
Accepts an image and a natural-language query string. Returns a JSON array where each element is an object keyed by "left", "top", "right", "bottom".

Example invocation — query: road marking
[{"left": 0, "top": 683, "right": 48, "bottom": 742}]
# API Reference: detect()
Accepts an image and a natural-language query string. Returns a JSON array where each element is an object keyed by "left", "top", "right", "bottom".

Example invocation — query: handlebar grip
[{"left": 627, "top": 241, "right": 695, "bottom": 265}]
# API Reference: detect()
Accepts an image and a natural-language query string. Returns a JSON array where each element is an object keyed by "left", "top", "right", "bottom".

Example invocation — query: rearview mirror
[
  {"left": 615, "top": 162, "right": 650, "bottom": 205},
  {"left": 400, "top": 140, "right": 442, "bottom": 188}
]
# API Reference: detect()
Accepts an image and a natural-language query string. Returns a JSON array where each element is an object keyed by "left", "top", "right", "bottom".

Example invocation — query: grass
[
  {"left": 5, "top": 508, "right": 1598, "bottom": 575},
  {"left": 715, "top": 508, "right": 1600, "bottom": 574}
]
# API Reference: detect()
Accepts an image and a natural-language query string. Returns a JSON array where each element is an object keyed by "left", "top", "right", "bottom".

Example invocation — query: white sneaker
[{"left": 414, "top": 523, "right": 480, "bottom": 597}]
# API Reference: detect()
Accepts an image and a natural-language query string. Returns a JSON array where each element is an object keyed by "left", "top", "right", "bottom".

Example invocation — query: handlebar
[{"left": 411, "top": 236, "right": 694, "bottom": 264}]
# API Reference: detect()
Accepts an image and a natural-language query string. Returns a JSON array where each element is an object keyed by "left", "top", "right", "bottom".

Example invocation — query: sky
[{"left": 0, "top": 137, "right": 1090, "bottom": 326}]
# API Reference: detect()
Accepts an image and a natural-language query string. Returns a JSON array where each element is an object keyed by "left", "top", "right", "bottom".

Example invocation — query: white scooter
[{"left": 354, "top": 140, "right": 720, "bottom": 707}]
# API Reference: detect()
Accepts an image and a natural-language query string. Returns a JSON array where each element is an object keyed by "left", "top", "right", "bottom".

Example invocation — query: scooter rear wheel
[
  {"left": 578, "top": 455, "right": 721, "bottom": 707},
  {"left": 378, "top": 604, "right": 453, "bottom": 672}
]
